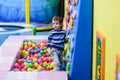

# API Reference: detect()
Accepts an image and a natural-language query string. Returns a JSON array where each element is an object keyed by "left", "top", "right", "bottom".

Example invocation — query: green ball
[
  {"left": 28, "top": 63, "right": 33, "bottom": 68},
  {"left": 66, "top": 62, "right": 70, "bottom": 71},
  {"left": 46, "top": 53, "right": 51, "bottom": 57},
  {"left": 44, "top": 46, "right": 48, "bottom": 50},
  {"left": 40, "top": 50, "right": 44, "bottom": 55},
  {"left": 43, "top": 63, "right": 48, "bottom": 68}
]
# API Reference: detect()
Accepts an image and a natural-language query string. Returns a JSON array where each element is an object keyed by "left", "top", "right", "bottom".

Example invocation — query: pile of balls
[{"left": 11, "top": 39, "right": 54, "bottom": 72}]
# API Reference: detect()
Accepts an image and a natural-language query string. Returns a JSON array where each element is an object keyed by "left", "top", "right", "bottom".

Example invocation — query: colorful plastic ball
[
  {"left": 43, "top": 62, "right": 48, "bottom": 68},
  {"left": 40, "top": 50, "right": 44, "bottom": 55},
  {"left": 50, "top": 62, "right": 54, "bottom": 68},
  {"left": 28, "top": 63, "right": 33, "bottom": 68},
  {"left": 17, "top": 59, "right": 23, "bottom": 65},
  {"left": 24, "top": 46, "right": 28, "bottom": 50},
  {"left": 34, "top": 54, "right": 39, "bottom": 59},
  {"left": 40, "top": 43, "right": 45, "bottom": 47},
  {"left": 29, "top": 47, "right": 34, "bottom": 50},
  {"left": 48, "top": 57, "right": 53, "bottom": 62},
  {"left": 46, "top": 53, "right": 51, "bottom": 57},
  {"left": 30, "top": 50, "right": 34, "bottom": 54},
  {"left": 27, "top": 68, "right": 32, "bottom": 71},
  {"left": 27, "top": 50, "right": 31, "bottom": 53},
  {"left": 27, "top": 60, "right": 32, "bottom": 63},
  {"left": 23, "top": 39, "right": 28, "bottom": 42},
  {"left": 32, "top": 43, "right": 36, "bottom": 48},
  {"left": 24, "top": 62, "right": 28, "bottom": 67},
  {"left": 62, "top": 64, "right": 66, "bottom": 71},
  {"left": 38, "top": 66, "right": 42, "bottom": 70},
  {"left": 25, "top": 51, "right": 29, "bottom": 56},
  {"left": 37, "top": 48, "right": 40, "bottom": 52},
  {"left": 40, "top": 47, "right": 44, "bottom": 50},
  {"left": 34, "top": 50, "right": 38, "bottom": 54},
  {"left": 33, "top": 58, "right": 37, "bottom": 63},
  {"left": 43, "top": 47, "right": 48, "bottom": 50},
  {"left": 39, "top": 63, "right": 43, "bottom": 67},
  {"left": 38, "top": 53, "right": 42, "bottom": 57},
  {"left": 14, "top": 63, "right": 19, "bottom": 68},
  {"left": 34, "top": 63, "right": 39, "bottom": 68},
  {"left": 44, "top": 50, "right": 48, "bottom": 54},
  {"left": 23, "top": 42, "right": 28, "bottom": 46},
  {"left": 43, "top": 54, "right": 46, "bottom": 57}
]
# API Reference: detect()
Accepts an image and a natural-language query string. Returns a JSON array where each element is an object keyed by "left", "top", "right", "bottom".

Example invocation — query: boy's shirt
[{"left": 47, "top": 29, "right": 66, "bottom": 50}]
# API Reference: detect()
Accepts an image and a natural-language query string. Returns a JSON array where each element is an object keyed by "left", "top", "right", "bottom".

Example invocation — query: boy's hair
[{"left": 52, "top": 16, "right": 63, "bottom": 24}]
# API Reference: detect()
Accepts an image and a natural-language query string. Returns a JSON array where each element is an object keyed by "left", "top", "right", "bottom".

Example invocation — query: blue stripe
[{"left": 47, "top": 29, "right": 66, "bottom": 50}]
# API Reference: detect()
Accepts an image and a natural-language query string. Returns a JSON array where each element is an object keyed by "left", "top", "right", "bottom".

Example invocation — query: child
[{"left": 47, "top": 16, "right": 68, "bottom": 71}]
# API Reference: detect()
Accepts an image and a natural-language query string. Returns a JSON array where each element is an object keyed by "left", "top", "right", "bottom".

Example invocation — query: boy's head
[{"left": 52, "top": 16, "right": 63, "bottom": 31}]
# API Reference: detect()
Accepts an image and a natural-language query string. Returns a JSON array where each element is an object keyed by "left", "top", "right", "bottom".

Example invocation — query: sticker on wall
[
  {"left": 72, "top": 0, "right": 79, "bottom": 6},
  {"left": 70, "top": 13, "right": 74, "bottom": 30},
  {"left": 96, "top": 30, "right": 106, "bottom": 80}
]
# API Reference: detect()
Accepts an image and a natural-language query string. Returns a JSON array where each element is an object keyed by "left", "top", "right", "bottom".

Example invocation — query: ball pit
[
  {"left": 11, "top": 39, "right": 54, "bottom": 72},
  {"left": 0, "top": 36, "right": 68, "bottom": 80}
]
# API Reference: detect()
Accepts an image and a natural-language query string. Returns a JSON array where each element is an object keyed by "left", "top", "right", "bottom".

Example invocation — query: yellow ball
[
  {"left": 23, "top": 42, "right": 28, "bottom": 45},
  {"left": 50, "top": 62, "right": 54, "bottom": 67},
  {"left": 50, "top": 70, "right": 54, "bottom": 72},
  {"left": 34, "top": 63, "right": 38, "bottom": 68},
  {"left": 25, "top": 51, "right": 29, "bottom": 56},
  {"left": 22, "top": 50, "right": 26, "bottom": 54},
  {"left": 27, "top": 68, "right": 32, "bottom": 71},
  {"left": 32, "top": 43, "right": 36, "bottom": 47},
  {"left": 33, "top": 58, "right": 37, "bottom": 63},
  {"left": 24, "top": 62, "right": 28, "bottom": 67},
  {"left": 38, "top": 66, "right": 42, "bottom": 70}
]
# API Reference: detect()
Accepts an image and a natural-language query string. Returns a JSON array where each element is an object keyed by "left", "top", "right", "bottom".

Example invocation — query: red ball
[
  {"left": 17, "top": 59, "right": 23, "bottom": 65},
  {"left": 34, "top": 50, "right": 38, "bottom": 54},
  {"left": 43, "top": 54, "right": 46, "bottom": 57},
  {"left": 39, "top": 63, "right": 43, "bottom": 67}
]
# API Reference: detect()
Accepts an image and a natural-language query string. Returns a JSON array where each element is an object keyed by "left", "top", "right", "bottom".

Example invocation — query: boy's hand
[
  {"left": 65, "top": 36, "right": 70, "bottom": 42},
  {"left": 47, "top": 47, "right": 52, "bottom": 54}
]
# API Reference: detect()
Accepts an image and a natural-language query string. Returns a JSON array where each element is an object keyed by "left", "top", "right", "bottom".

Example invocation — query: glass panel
[{"left": 0, "top": 0, "right": 25, "bottom": 22}]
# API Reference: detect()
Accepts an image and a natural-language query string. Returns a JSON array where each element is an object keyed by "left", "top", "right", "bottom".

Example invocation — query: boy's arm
[{"left": 47, "top": 31, "right": 53, "bottom": 48}]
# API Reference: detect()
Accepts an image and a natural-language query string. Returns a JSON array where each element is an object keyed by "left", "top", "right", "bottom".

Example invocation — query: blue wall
[{"left": 70, "top": 0, "right": 93, "bottom": 80}]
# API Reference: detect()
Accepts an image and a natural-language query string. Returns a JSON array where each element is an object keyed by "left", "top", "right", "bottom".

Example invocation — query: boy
[{"left": 47, "top": 16, "right": 68, "bottom": 71}]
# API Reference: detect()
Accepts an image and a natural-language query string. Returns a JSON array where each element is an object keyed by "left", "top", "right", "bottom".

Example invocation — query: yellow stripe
[{"left": 25, "top": 0, "right": 30, "bottom": 24}]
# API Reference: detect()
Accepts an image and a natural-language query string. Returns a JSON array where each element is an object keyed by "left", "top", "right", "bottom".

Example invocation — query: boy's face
[{"left": 52, "top": 20, "right": 62, "bottom": 31}]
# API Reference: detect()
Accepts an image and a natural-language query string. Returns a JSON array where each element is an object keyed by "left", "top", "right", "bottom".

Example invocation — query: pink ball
[
  {"left": 44, "top": 50, "right": 48, "bottom": 54},
  {"left": 40, "top": 47, "right": 44, "bottom": 50},
  {"left": 44, "top": 57, "right": 48, "bottom": 62},
  {"left": 48, "top": 58, "right": 53, "bottom": 62},
  {"left": 14, "top": 63, "right": 19, "bottom": 68},
  {"left": 34, "top": 54, "right": 38, "bottom": 59}
]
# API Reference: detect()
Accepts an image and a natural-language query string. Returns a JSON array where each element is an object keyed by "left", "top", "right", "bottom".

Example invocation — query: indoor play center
[{"left": 0, "top": 0, "right": 120, "bottom": 80}]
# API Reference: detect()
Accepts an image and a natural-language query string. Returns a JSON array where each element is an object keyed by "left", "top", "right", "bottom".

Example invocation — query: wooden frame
[{"left": 96, "top": 30, "right": 105, "bottom": 80}]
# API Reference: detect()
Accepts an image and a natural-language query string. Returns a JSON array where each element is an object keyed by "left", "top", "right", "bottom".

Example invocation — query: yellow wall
[{"left": 93, "top": 0, "right": 120, "bottom": 80}]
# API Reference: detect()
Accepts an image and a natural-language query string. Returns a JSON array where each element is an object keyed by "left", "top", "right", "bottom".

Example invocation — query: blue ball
[
  {"left": 23, "top": 39, "right": 28, "bottom": 42},
  {"left": 30, "top": 50, "right": 34, "bottom": 54},
  {"left": 62, "top": 65, "right": 66, "bottom": 71}
]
